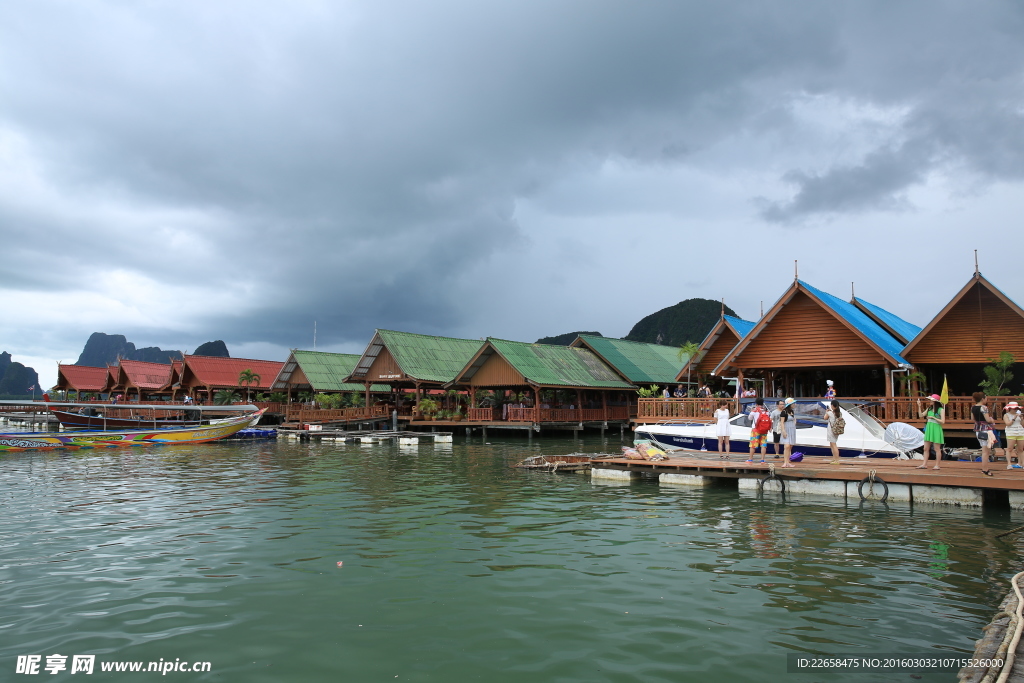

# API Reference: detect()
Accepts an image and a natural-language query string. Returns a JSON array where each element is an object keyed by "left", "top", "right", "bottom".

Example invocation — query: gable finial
[
  {"left": 851, "top": 281, "right": 855, "bottom": 300},
  {"left": 760, "top": 300, "right": 764, "bottom": 318},
  {"left": 975, "top": 249, "right": 980, "bottom": 276},
  {"left": 794, "top": 260, "right": 799, "bottom": 281}
]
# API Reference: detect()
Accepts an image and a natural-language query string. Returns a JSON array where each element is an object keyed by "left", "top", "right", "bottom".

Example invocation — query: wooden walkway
[{"left": 591, "top": 451, "right": 1024, "bottom": 491}]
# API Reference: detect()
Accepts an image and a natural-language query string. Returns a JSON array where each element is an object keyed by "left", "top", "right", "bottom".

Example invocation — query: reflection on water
[{"left": 1, "top": 434, "right": 1022, "bottom": 682}]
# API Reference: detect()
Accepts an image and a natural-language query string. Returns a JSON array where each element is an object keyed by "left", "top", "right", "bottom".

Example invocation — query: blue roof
[
  {"left": 798, "top": 281, "right": 909, "bottom": 365},
  {"left": 853, "top": 298, "right": 922, "bottom": 344},
  {"left": 724, "top": 315, "right": 756, "bottom": 339}
]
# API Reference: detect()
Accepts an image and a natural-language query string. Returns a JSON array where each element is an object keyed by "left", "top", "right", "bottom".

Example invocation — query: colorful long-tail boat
[{"left": 0, "top": 402, "right": 265, "bottom": 452}]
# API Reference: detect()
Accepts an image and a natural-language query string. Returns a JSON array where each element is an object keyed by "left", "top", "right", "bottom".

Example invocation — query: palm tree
[
  {"left": 238, "top": 369, "right": 261, "bottom": 403},
  {"left": 677, "top": 341, "right": 701, "bottom": 394}
]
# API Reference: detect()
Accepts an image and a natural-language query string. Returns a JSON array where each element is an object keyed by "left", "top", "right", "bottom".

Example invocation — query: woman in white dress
[{"left": 714, "top": 400, "right": 731, "bottom": 456}]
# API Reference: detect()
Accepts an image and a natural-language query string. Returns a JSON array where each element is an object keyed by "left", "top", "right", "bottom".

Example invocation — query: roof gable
[
  {"left": 571, "top": 334, "right": 684, "bottom": 384},
  {"left": 57, "top": 364, "right": 109, "bottom": 392},
  {"left": 460, "top": 338, "right": 634, "bottom": 389},
  {"left": 678, "top": 314, "right": 754, "bottom": 379},
  {"left": 118, "top": 359, "right": 173, "bottom": 390},
  {"left": 715, "top": 281, "right": 908, "bottom": 373},
  {"left": 272, "top": 350, "right": 389, "bottom": 392},
  {"left": 903, "top": 273, "right": 1024, "bottom": 363},
  {"left": 349, "top": 330, "right": 484, "bottom": 384}
]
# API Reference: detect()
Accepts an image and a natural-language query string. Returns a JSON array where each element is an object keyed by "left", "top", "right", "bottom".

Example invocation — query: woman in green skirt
[{"left": 916, "top": 394, "right": 945, "bottom": 470}]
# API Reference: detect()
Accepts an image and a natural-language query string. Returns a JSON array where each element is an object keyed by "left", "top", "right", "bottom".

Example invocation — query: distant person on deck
[
  {"left": 673, "top": 385, "right": 685, "bottom": 398},
  {"left": 824, "top": 380, "right": 836, "bottom": 400},
  {"left": 917, "top": 394, "right": 945, "bottom": 470},
  {"left": 697, "top": 384, "right": 710, "bottom": 398}
]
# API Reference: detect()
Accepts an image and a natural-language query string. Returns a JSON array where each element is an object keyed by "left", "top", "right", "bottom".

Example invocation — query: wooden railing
[
  {"left": 636, "top": 396, "right": 1024, "bottom": 428},
  {"left": 467, "top": 407, "right": 500, "bottom": 421},
  {"left": 284, "top": 405, "right": 390, "bottom": 423},
  {"left": 636, "top": 398, "right": 727, "bottom": 421},
  {"left": 504, "top": 407, "right": 630, "bottom": 422}
]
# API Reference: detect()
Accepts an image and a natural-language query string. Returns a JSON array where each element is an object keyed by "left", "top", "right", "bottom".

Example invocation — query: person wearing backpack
[
  {"left": 747, "top": 397, "right": 772, "bottom": 463},
  {"left": 825, "top": 401, "right": 844, "bottom": 464}
]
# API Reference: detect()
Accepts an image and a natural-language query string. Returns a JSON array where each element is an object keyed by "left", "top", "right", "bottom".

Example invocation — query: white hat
[{"left": 826, "top": 380, "right": 834, "bottom": 386}]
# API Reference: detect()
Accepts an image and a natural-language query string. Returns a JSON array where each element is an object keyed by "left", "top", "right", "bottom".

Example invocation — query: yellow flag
[{"left": 940, "top": 375, "right": 949, "bottom": 405}]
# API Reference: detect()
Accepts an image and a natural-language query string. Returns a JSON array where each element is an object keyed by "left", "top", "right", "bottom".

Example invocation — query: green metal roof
[
  {"left": 278, "top": 350, "right": 390, "bottom": 392},
  {"left": 377, "top": 330, "right": 484, "bottom": 384},
  {"left": 485, "top": 338, "right": 635, "bottom": 389},
  {"left": 574, "top": 334, "right": 686, "bottom": 384}
]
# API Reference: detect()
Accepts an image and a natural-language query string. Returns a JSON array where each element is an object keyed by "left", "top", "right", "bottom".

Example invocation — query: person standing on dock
[
  {"left": 972, "top": 392, "right": 999, "bottom": 466},
  {"left": 770, "top": 400, "right": 784, "bottom": 458},
  {"left": 747, "top": 397, "right": 771, "bottom": 462},
  {"left": 714, "top": 400, "right": 731, "bottom": 456},
  {"left": 779, "top": 398, "right": 796, "bottom": 467},
  {"left": 1004, "top": 401, "right": 1024, "bottom": 469},
  {"left": 825, "top": 401, "right": 843, "bottom": 464},
  {"left": 916, "top": 394, "right": 945, "bottom": 470}
]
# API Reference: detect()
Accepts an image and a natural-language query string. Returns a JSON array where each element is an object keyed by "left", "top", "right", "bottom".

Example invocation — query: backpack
[
  {"left": 753, "top": 409, "right": 772, "bottom": 434},
  {"left": 832, "top": 411, "right": 846, "bottom": 436}
]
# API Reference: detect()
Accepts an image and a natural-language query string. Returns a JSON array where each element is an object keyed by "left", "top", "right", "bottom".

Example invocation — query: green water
[{"left": 1, "top": 434, "right": 1022, "bottom": 682}]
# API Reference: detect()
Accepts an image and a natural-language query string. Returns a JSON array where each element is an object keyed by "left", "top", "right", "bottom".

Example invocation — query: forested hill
[
  {"left": 625, "top": 298, "right": 737, "bottom": 348},
  {"left": 535, "top": 331, "right": 602, "bottom": 346}
]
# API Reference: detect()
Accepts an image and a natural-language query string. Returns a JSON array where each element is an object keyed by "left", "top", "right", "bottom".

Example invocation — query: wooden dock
[
  {"left": 278, "top": 429, "right": 454, "bottom": 444},
  {"left": 591, "top": 452, "right": 1024, "bottom": 490},
  {"left": 587, "top": 450, "right": 1024, "bottom": 508}
]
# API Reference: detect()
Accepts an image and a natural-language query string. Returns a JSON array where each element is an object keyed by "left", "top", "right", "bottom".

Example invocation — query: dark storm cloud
[{"left": 2, "top": 0, "right": 1023, "bottom": 357}]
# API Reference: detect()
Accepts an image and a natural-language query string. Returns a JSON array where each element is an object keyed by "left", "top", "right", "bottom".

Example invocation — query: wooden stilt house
[
  {"left": 179, "top": 355, "right": 285, "bottom": 402},
  {"left": 448, "top": 338, "right": 635, "bottom": 423},
  {"left": 344, "top": 330, "right": 484, "bottom": 416},
  {"left": 713, "top": 280, "right": 912, "bottom": 398}
]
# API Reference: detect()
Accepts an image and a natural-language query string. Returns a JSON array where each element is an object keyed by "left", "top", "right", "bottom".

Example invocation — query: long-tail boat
[{"left": 0, "top": 401, "right": 265, "bottom": 452}]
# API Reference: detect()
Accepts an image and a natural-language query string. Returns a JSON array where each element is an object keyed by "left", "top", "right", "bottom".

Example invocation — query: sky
[{"left": 3, "top": 1, "right": 1024, "bottom": 389}]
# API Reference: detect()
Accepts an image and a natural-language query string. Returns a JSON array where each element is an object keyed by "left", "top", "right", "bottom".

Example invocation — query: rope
[{"left": 987, "top": 571, "right": 1024, "bottom": 683}]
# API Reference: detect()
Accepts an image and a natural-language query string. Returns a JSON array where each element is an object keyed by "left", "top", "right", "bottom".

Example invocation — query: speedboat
[{"left": 634, "top": 399, "right": 916, "bottom": 459}]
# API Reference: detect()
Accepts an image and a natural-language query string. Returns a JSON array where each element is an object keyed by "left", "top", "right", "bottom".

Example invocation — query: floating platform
[
  {"left": 585, "top": 450, "right": 1024, "bottom": 508},
  {"left": 277, "top": 429, "right": 454, "bottom": 444}
]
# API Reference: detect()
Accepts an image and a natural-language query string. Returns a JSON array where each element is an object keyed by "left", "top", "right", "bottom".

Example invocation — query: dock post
[
  {"left": 465, "top": 426, "right": 470, "bottom": 438},
  {"left": 482, "top": 425, "right": 487, "bottom": 441},
  {"left": 392, "top": 410, "right": 398, "bottom": 431}
]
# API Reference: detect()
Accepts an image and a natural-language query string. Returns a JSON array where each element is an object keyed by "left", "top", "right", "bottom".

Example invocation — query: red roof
[
  {"left": 57, "top": 364, "right": 109, "bottom": 391},
  {"left": 118, "top": 359, "right": 174, "bottom": 390},
  {"left": 183, "top": 355, "right": 284, "bottom": 389}
]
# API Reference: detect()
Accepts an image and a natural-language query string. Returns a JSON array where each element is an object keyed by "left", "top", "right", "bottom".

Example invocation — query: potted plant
[
  {"left": 435, "top": 409, "right": 451, "bottom": 421},
  {"left": 419, "top": 398, "right": 439, "bottom": 421}
]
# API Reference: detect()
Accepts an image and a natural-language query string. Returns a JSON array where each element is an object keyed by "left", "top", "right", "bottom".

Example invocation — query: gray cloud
[{"left": 3, "top": 0, "right": 1024, "bottom": 382}]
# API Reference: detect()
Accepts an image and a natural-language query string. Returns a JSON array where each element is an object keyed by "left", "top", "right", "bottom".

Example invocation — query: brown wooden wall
[
  {"left": 695, "top": 327, "right": 739, "bottom": 374},
  {"left": 289, "top": 366, "right": 309, "bottom": 387},
  {"left": 735, "top": 291, "right": 888, "bottom": 368},
  {"left": 365, "top": 347, "right": 405, "bottom": 382},
  {"left": 467, "top": 352, "right": 526, "bottom": 386},
  {"left": 907, "top": 282, "right": 1024, "bottom": 364}
]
